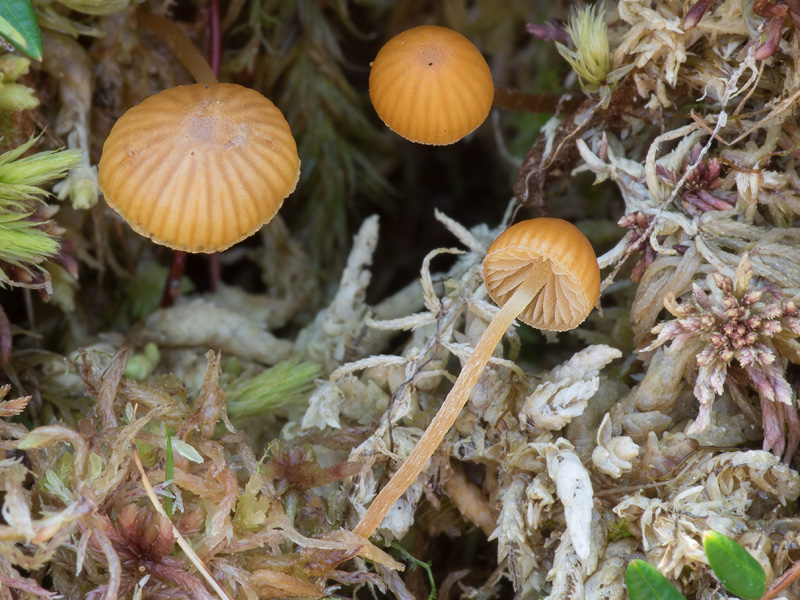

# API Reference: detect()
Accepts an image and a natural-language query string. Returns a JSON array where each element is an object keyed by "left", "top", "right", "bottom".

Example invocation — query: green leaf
[
  {"left": 0, "top": 0, "right": 42, "bottom": 61},
  {"left": 703, "top": 531, "right": 766, "bottom": 599},
  {"left": 171, "top": 438, "right": 204, "bottom": 463},
  {"left": 625, "top": 560, "right": 687, "bottom": 600}
]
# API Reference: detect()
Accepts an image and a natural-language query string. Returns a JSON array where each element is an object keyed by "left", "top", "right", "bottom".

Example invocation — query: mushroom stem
[
  {"left": 352, "top": 267, "right": 548, "bottom": 539},
  {"left": 160, "top": 249, "right": 186, "bottom": 308},
  {"left": 138, "top": 9, "right": 220, "bottom": 307},
  {"left": 492, "top": 86, "right": 582, "bottom": 114},
  {"left": 138, "top": 10, "right": 218, "bottom": 84}
]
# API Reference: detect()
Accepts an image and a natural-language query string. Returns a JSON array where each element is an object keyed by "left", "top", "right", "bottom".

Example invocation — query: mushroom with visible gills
[
  {"left": 353, "top": 218, "right": 601, "bottom": 539},
  {"left": 369, "top": 25, "right": 494, "bottom": 145}
]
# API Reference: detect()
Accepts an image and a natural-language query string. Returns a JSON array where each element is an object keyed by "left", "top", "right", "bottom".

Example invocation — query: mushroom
[
  {"left": 352, "top": 218, "right": 601, "bottom": 538},
  {"left": 98, "top": 83, "right": 300, "bottom": 253},
  {"left": 369, "top": 25, "right": 494, "bottom": 145}
]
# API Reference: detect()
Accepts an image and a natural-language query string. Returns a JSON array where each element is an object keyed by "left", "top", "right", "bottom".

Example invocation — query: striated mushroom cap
[
  {"left": 482, "top": 218, "right": 600, "bottom": 331},
  {"left": 98, "top": 83, "right": 300, "bottom": 253},
  {"left": 369, "top": 25, "right": 494, "bottom": 145}
]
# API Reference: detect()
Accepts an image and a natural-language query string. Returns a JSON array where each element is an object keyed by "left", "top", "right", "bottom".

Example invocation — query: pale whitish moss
[{"left": 556, "top": 3, "right": 612, "bottom": 95}]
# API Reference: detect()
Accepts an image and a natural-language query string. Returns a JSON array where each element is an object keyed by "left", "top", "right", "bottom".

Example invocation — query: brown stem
[
  {"left": 161, "top": 251, "right": 186, "bottom": 308},
  {"left": 352, "top": 268, "right": 546, "bottom": 539},
  {"left": 442, "top": 461, "right": 497, "bottom": 536},
  {"left": 0, "top": 304, "right": 11, "bottom": 363},
  {"left": 138, "top": 10, "right": 218, "bottom": 84},
  {"left": 139, "top": 9, "right": 221, "bottom": 305},
  {"left": 207, "top": 0, "right": 222, "bottom": 293},
  {"left": 208, "top": 0, "right": 221, "bottom": 77},
  {"left": 208, "top": 254, "right": 221, "bottom": 292},
  {"left": 493, "top": 86, "right": 582, "bottom": 114},
  {"left": 760, "top": 559, "right": 800, "bottom": 600}
]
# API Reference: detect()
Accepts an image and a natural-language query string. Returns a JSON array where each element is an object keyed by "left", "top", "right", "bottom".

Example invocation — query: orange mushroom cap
[
  {"left": 483, "top": 218, "right": 601, "bottom": 331},
  {"left": 98, "top": 83, "right": 300, "bottom": 253},
  {"left": 369, "top": 25, "right": 494, "bottom": 145}
]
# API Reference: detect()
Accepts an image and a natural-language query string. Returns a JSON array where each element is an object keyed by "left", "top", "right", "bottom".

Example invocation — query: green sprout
[
  {"left": 225, "top": 358, "right": 320, "bottom": 423},
  {"left": 0, "top": 135, "right": 82, "bottom": 207},
  {"left": 607, "top": 518, "right": 633, "bottom": 542},
  {"left": 391, "top": 541, "right": 437, "bottom": 600},
  {"left": 0, "top": 136, "right": 82, "bottom": 287},
  {"left": 0, "top": 54, "right": 40, "bottom": 112},
  {"left": 124, "top": 343, "right": 161, "bottom": 381},
  {"left": 0, "top": 210, "right": 60, "bottom": 279},
  {"left": 555, "top": 3, "right": 631, "bottom": 103}
]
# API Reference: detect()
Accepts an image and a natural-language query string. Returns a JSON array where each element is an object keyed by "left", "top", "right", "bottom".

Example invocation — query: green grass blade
[
  {"left": 391, "top": 542, "right": 437, "bottom": 600},
  {"left": 0, "top": 0, "right": 42, "bottom": 61},
  {"left": 625, "top": 560, "right": 687, "bottom": 600},
  {"left": 703, "top": 531, "right": 766, "bottom": 599}
]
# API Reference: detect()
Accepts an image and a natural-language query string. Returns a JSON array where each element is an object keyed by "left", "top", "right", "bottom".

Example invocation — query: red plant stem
[
  {"left": 161, "top": 251, "right": 187, "bottom": 308},
  {"left": 493, "top": 86, "right": 582, "bottom": 114},
  {"left": 209, "top": 0, "right": 221, "bottom": 78},
  {"left": 161, "top": 0, "right": 222, "bottom": 307},
  {"left": 207, "top": 0, "right": 222, "bottom": 292},
  {"left": 0, "top": 304, "right": 11, "bottom": 363},
  {"left": 208, "top": 253, "right": 221, "bottom": 292},
  {"left": 760, "top": 559, "right": 800, "bottom": 600}
]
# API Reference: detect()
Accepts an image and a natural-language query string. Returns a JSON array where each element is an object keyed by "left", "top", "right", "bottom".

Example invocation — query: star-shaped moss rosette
[{"left": 645, "top": 254, "right": 800, "bottom": 458}]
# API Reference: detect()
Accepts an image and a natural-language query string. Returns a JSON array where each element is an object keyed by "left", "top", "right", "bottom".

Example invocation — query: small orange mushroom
[
  {"left": 98, "top": 83, "right": 300, "bottom": 253},
  {"left": 353, "top": 218, "right": 600, "bottom": 539},
  {"left": 369, "top": 25, "right": 494, "bottom": 145}
]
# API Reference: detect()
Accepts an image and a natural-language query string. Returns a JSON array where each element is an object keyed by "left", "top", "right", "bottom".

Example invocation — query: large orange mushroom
[
  {"left": 369, "top": 25, "right": 494, "bottom": 145},
  {"left": 98, "top": 83, "right": 300, "bottom": 253},
  {"left": 353, "top": 218, "right": 600, "bottom": 539}
]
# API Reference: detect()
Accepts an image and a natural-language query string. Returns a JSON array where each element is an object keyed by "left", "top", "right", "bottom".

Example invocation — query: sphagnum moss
[{"left": 7, "top": 2, "right": 800, "bottom": 599}]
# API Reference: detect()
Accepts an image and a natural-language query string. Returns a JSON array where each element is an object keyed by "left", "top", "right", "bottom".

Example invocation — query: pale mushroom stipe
[
  {"left": 98, "top": 83, "right": 300, "bottom": 253},
  {"left": 369, "top": 25, "right": 494, "bottom": 145},
  {"left": 353, "top": 218, "right": 601, "bottom": 539}
]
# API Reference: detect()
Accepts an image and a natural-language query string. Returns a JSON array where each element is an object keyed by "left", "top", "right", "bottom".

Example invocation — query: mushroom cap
[
  {"left": 369, "top": 25, "right": 494, "bottom": 145},
  {"left": 98, "top": 83, "right": 300, "bottom": 253},
  {"left": 482, "top": 218, "right": 601, "bottom": 331}
]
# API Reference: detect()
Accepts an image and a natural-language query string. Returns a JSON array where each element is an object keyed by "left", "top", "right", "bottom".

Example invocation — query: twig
[
  {"left": 492, "top": 87, "right": 582, "bottom": 114},
  {"left": 138, "top": 10, "right": 217, "bottom": 84},
  {"left": 0, "top": 304, "right": 12, "bottom": 363},
  {"left": 759, "top": 559, "right": 800, "bottom": 600}
]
